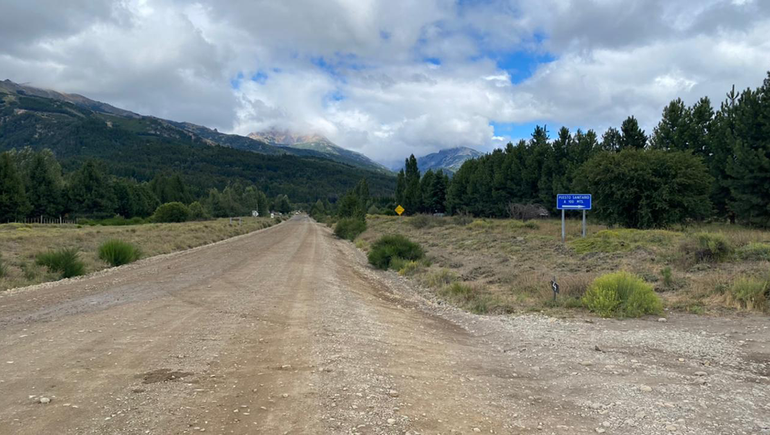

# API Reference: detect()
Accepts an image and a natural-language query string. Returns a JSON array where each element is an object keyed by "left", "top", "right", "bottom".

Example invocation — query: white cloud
[{"left": 1, "top": 0, "right": 769, "bottom": 166}]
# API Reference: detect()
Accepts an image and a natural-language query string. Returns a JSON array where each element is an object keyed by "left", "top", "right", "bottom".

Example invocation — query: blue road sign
[{"left": 557, "top": 194, "right": 592, "bottom": 210}]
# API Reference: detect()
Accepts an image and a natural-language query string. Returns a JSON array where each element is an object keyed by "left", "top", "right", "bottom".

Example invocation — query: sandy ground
[{"left": 0, "top": 216, "right": 767, "bottom": 435}]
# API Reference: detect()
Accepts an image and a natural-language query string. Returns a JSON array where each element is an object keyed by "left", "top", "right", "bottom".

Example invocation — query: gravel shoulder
[{"left": 0, "top": 217, "right": 767, "bottom": 434}]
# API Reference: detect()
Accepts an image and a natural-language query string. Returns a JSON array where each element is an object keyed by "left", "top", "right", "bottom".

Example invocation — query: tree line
[
  {"left": 393, "top": 72, "right": 770, "bottom": 228},
  {"left": 0, "top": 147, "right": 291, "bottom": 222}
]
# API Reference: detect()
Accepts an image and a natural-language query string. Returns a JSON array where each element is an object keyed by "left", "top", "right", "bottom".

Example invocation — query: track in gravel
[{"left": 0, "top": 216, "right": 768, "bottom": 435}]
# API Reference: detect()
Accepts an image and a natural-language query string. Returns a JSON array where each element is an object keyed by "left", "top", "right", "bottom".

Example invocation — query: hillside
[
  {"left": 0, "top": 81, "right": 395, "bottom": 202},
  {"left": 249, "top": 129, "right": 391, "bottom": 174},
  {"left": 416, "top": 147, "right": 483, "bottom": 174}
]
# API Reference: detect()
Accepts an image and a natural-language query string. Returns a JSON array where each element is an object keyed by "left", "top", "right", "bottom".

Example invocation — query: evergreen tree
[
  {"left": 0, "top": 152, "right": 30, "bottom": 222},
  {"left": 601, "top": 127, "right": 622, "bottom": 152},
  {"left": 650, "top": 98, "right": 691, "bottom": 151},
  {"left": 274, "top": 194, "right": 292, "bottom": 214},
  {"left": 67, "top": 160, "right": 116, "bottom": 217},
  {"left": 24, "top": 150, "right": 63, "bottom": 218},
  {"left": 688, "top": 97, "right": 714, "bottom": 157},
  {"left": 402, "top": 155, "right": 421, "bottom": 215},
  {"left": 727, "top": 75, "right": 770, "bottom": 226},
  {"left": 257, "top": 191, "right": 270, "bottom": 218},
  {"left": 395, "top": 169, "right": 405, "bottom": 206},
  {"left": 425, "top": 169, "right": 448, "bottom": 213},
  {"left": 419, "top": 169, "right": 436, "bottom": 213},
  {"left": 708, "top": 87, "right": 739, "bottom": 221},
  {"left": 620, "top": 116, "right": 647, "bottom": 150}
]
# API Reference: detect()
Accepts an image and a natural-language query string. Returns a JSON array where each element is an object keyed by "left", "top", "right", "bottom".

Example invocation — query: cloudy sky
[{"left": 2, "top": 0, "right": 769, "bottom": 166}]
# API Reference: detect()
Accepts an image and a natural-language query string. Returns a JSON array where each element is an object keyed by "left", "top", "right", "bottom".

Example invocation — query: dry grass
[
  {"left": 361, "top": 215, "right": 770, "bottom": 316},
  {"left": 0, "top": 218, "right": 277, "bottom": 291}
]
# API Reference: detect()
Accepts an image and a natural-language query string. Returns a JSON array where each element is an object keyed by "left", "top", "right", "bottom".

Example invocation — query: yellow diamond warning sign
[{"left": 395, "top": 205, "right": 405, "bottom": 216}]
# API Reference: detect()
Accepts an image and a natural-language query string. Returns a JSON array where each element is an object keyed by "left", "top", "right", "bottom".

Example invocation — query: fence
[{"left": 7, "top": 216, "right": 78, "bottom": 225}]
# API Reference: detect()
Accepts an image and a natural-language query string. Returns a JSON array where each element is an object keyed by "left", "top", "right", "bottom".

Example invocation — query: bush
[
  {"left": 439, "top": 283, "right": 493, "bottom": 314},
  {"left": 334, "top": 218, "right": 367, "bottom": 241},
  {"left": 424, "top": 269, "right": 458, "bottom": 288},
  {"left": 80, "top": 216, "right": 146, "bottom": 226},
  {"left": 151, "top": 202, "right": 190, "bottom": 223},
  {"left": 188, "top": 201, "right": 209, "bottom": 221},
  {"left": 36, "top": 247, "right": 86, "bottom": 279},
  {"left": 576, "top": 149, "right": 712, "bottom": 228},
  {"left": 0, "top": 254, "right": 7, "bottom": 278},
  {"left": 367, "top": 235, "right": 425, "bottom": 270},
  {"left": 98, "top": 239, "right": 142, "bottom": 267},
  {"left": 729, "top": 277, "right": 768, "bottom": 312},
  {"left": 680, "top": 232, "right": 733, "bottom": 263},
  {"left": 661, "top": 266, "right": 673, "bottom": 288},
  {"left": 452, "top": 212, "right": 473, "bottom": 226},
  {"left": 582, "top": 272, "right": 663, "bottom": 318}
]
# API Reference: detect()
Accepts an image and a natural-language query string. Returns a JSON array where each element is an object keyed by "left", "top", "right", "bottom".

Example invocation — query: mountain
[
  {"left": 416, "top": 147, "right": 483, "bottom": 174},
  {"left": 249, "top": 129, "right": 391, "bottom": 174},
  {"left": 0, "top": 80, "right": 395, "bottom": 201}
]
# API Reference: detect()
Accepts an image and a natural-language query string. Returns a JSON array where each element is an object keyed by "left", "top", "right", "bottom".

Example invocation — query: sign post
[
  {"left": 395, "top": 205, "right": 405, "bottom": 216},
  {"left": 556, "top": 194, "right": 592, "bottom": 242}
]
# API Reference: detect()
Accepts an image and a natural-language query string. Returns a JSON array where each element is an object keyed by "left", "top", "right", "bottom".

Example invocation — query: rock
[
  {"left": 38, "top": 397, "right": 51, "bottom": 404},
  {"left": 580, "top": 361, "right": 593, "bottom": 366},
  {"left": 387, "top": 418, "right": 396, "bottom": 425},
  {"left": 666, "top": 424, "right": 677, "bottom": 432},
  {"left": 602, "top": 421, "right": 610, "bottom": 427},
  {"left": 280, "top": 365, "right": 292, "bottom": 370},
  {"left": 657, "top": 318, "right": 667, "bottom": 323},
  {"left": 594, "top": 345, "right": 603, "bottom": 352},
  {"left": 639, "top": 385, "right": 653, "bottom": 392},
  {"left": 388, "top": 390, "right": 399, "bottom": 398},
  {"left": 694, "top": 371, "right": 708, "bottom": 377},
  {"left": 595, "top": 428, "right": 606, "bottom": 434},
  {"left": 473, "top": 428, "right": 481, "bottom": 433}
]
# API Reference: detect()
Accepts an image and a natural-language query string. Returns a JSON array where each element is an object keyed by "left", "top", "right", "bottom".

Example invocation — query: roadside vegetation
[
  {"left": 0, "top": 217, "right": 277, "bottom": 291},
  {"left": 358, "top": 215, "right": 770, "bottom": 317}
]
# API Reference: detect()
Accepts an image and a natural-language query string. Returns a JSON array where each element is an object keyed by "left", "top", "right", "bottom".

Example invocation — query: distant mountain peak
[
  {"left": 248, "top": 128, "right": 391, "bottom": 174},
  {"left": 416, "top": 146, "right": 483, "bottom": 174}
]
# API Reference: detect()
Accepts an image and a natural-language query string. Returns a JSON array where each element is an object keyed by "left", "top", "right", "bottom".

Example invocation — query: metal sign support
[{"left": 561, "top": 209, "right": 566, "bottom": 243}]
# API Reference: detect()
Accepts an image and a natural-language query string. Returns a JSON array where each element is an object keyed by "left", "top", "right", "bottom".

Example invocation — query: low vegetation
[
  {"left": 35, "top": 247, "right": 86, "bottom": 279},
  {"left": 359, "top": 215, "right": 770, "bottom": 317},
  {"left": 151, "top": 202, "right": 190, "bottom": 223},
  {"left": 334, "top": 218, "right": 367, "bottom": 241},
  {"left": 98, "top": 239, "right": 142, "bottom": 267},
  {"left": 0, "top": 217, "right": 277, "bottom": 291},
  {"left": 367, "top": 234, "right": 425, "bottom": 270},
  {"left": 582, "top": 272, "right": 663, "bottom": 318}
]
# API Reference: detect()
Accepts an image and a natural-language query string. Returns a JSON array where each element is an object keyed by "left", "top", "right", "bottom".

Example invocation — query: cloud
[{"left": 1, "top": 0, "right": 769, "bottom": 166}]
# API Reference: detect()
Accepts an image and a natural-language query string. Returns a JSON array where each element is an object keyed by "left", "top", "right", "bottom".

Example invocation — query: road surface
[{"left": 0, "top": 216, "right": 768, "bottom": 434}]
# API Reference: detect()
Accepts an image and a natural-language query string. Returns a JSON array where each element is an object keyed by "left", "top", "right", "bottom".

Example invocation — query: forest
[{"left": 395, "top": 72, "right": 770, "bottom": 229}]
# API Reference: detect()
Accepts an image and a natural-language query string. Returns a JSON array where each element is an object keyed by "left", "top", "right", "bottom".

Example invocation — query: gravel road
[{"left": 0, "top": 216, "right": 768, "bottom": 434}]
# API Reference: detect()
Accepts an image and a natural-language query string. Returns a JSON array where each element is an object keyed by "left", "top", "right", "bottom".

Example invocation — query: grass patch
[
  {"left": 334, "top": 218, "right": 367, "bottom": 241},
  {"left": 728, "top": 276, "right": 768, "bottom": 312},
  {"left": 571, "top": 229, "right": 679, "bottom": 254},
  {"left": 367, "top": 234, "right": 425, "bottom": 270},
  {"left": 408, "top": 214, "right": 449, "bottom": 229},
  {"left": 582, "top": 271, "right": 663, "bottom": 318},
  {"left": 98, "top": 239, "right": 142, "bottom": 267},
  {"left": 36, "top": 247, "right": 86, "bottom": 279},
  {"left": 736, "top": 242, "right": 770, "bottom": 261},
  {"left": 0, "top": 254, "right": 7, "bottom": 278},
  {"left": 423, "top": 269, "right": 458, "bottom": 288},
  {"left": 439, "top": 283, "right": 492, "bottom": 314}
]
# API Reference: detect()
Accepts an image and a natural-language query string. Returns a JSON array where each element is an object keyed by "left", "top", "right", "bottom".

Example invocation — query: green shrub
[
  {"left": 424, "top": 269, "right": 458, "bottom": 287},
  {"left": 151, "top": 202, "right": 190, "bottom": 223},
  {"left": 736, "top": 242, "right": 770, "bottom": 261},
  {"left": 0, "top": 254, "right": 7, "bottom": 278},
  {"left": 729, "top": 277, "right": 768, "bottom": 312},
  {"left": 582, "top": 272, "right": 663, "bottom": 318},
  {"left": 188, "top": 201, "right": 209, "bottom": 221},
  {"left": 680, "top": 232, "right": 733, "bottom": 263},
  {"left": 35, "top": 248, "right": 86, "bottom": 279},
  {"left": 334, "top": 218, "right": 367, "bottom": 241},
  {"left": 98, "top": 239, "right": 142, "bottom": 267},
  {"left": 397, "top": 260, "right": 422, "bottom": 276},
  {"left": 367, "top": 235, "right": 425, "bottom": 270},
  {"left": 439, "top": 283, "right": 493, "bottom": 314}
]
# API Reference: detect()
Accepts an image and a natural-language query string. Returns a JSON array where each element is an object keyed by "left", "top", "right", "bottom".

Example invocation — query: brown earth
[{"left": 0, "top": 216, "right": 768, "bottom": 434}]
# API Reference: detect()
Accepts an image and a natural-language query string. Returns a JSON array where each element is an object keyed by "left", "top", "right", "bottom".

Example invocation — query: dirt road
[{"left": 0, "top": 216, "right": 768, "bottom": 434}]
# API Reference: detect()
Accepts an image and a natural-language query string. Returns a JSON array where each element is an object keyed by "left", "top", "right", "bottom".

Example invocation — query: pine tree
[
  {"left": 601, "top": 127, "right": 622, "bottom": 152},
  {"left": 708, "top": 87, "right": 738, "bottom": 221},
  {"left": 620, "top": 116, "right": 647, "bottom": 150},
  {"left": 650, "top": 98, "right": 690, "bottom": 151},
  {"left": 403, "top": 155, "right": 421, "bottom": 215},
  {"left": 727, "top": 75, "right": 770, "bottom": 226},
  {"left": 419, "top": 169, "right": 436, "bottom": 213},
  {"left": 257, "top": 192, "right": 269, "bottom": 218},
  {"left": 395, "top": 169, "right": 405, "bottom": 206},
  {"left": 0, "top": 152, "right": 30, "bottom": 222},
  {"left": 67, "top": 160, "right": 116, "bottom": 217}
]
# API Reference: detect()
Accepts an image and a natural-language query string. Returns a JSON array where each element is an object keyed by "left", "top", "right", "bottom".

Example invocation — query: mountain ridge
[{"left": 415, "top": 146, "right": 483, "bottom": 174}]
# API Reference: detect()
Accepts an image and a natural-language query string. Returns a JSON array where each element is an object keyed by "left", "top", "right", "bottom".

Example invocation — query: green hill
[{"left": 0, "top": 81, "right": 395, "bottom": 202}]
